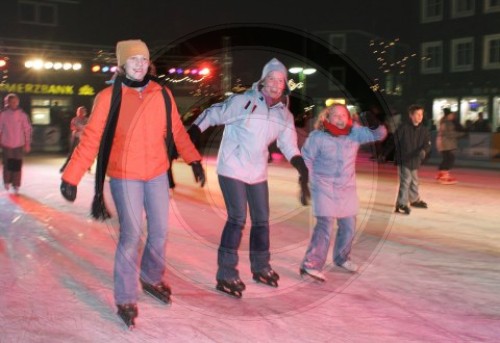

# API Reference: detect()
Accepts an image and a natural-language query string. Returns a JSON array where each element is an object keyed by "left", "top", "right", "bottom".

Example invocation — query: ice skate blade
[
  {"left": 143, "top": 289, "right": 172, "bottom": 305},
  {"left": 394, "top": 205, "right": 410, "bottom": 215},
  {"left": 299, "top": 268, "right": 326, "bottom": 282},
  {"left": 215, "top": 284, "right": 243, "bottom": 298},
  {"left": 117, "top": 309, "right": 137, "bottom": 329},
  {"left": 120, "top": 319, "right": 135, "bottom": 330},
  {"left": 252, "top": 274, "right": 279, "bottom": 288}
]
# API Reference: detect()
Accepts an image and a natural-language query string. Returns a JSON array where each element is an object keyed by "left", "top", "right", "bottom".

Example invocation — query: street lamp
[{"left": 288, "top": 67, "right": 317, "bottom": 95}]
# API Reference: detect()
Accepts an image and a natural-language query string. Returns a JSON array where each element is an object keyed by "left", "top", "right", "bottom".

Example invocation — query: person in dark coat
[{"left": 383, "top": 104, "right": 431, "bottom": 215}]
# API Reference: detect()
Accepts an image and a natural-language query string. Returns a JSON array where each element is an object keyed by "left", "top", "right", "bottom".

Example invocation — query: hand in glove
[
  {"left": 360, "top": 111, "right": 380, "bottom": 130},
  {"left": 299, "top": 176, "right": 311, "bottom": 206},
  {"left": 291, "top": 155, "right": 310, "bottom": 206},
  {"left": 190, "top": 161, "right": 206, "bottom": 187},
  {"left": 60, "top": 180, "right": 77, "bottom": 202}
]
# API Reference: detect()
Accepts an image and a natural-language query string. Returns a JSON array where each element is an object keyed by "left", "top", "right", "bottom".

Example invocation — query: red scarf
[{"left": 323, "top": 117, "right": 353, "bottom": 136}]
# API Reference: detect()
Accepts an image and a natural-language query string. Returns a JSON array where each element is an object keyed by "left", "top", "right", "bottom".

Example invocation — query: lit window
[
  {"left": 451, "top": 0, "right": 475, "bottom": 18},
  {"left": 18, "top": 1, "right": 58, "bottom": 26},
  {"left": 484, "top": 0, "right": 500, "bottom": 13},
  {"left": 421, "top": 0, "right": 443, "bottom": 23},
  {"left": 451, "top": 37, "right": 474, "bottom": 71},
  {"left": 483, "top": 34, "right": 500, "bottom": 69},
  {"left": 421, "top": 41, "right": 443, "bottom": 74}
]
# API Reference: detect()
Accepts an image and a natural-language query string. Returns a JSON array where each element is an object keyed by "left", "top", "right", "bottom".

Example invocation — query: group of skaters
[
  {"left": 0, "top": 37, "right": 473, "bottom": 329},
  {"left": 54, "top": 38, "right": 388, "bottom": 328}
]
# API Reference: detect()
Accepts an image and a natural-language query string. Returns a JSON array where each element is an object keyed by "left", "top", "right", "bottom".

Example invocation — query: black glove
[
  {"left": 299, "top": 176, "right": 311, "bottom": 206},
  {"left": 290, "top": 155, "right": 310, "bottom": 206},
  {"left": 60, "top": 180, "right": 77, "bottom": 202},
  {"left": 187, "top": 124, "right": 202, "bottom": 150},
  {"left": 190, "top": 161, "right": 206, "bottom": 187},
  {"left": 360, "top": 111, "right": 380, "bottom": 130}
]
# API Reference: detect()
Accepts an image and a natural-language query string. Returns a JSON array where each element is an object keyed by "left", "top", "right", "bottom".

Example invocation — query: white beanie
[
  {"left": 116, "top": 39, "right": 150, "bottom": 66},
  {"left": 259, "top": 58, "right": 290, "bottom": 94}
]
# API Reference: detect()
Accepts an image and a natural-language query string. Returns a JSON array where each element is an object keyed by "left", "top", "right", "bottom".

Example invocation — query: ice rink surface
[{"left": 1, "top": 154, "right": 499, "bottom": 342}]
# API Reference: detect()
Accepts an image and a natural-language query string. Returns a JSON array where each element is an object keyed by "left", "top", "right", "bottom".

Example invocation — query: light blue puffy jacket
[{"left": 194, "top": 88, "right": 300, "bottom": 184}]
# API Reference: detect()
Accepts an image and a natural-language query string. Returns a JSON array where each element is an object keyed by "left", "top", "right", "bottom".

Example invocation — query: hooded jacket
[
  {"left": 301, "top": 124, "right": 387, "bottom": 217},
  {"left": 193, "top": 59, "right": 300, "bottom": 184},
  {"left": 0, "top": 107, "right": 32, "bottom": 149},
  {"left": 62, "top": 81, "right": 201, "bottom": 185}
]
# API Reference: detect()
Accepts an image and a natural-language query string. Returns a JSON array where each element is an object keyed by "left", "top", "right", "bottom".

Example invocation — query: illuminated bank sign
[{"left": 0, "top": 83, "right": 95, "bottom": 96}]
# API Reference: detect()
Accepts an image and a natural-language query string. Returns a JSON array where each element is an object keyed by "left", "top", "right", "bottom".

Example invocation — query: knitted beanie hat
[
  {"left": 116, "top": 39, "right": 149, "bottom": 66},
  {"left": 258, "top": 58, "right": 290, "bottom": 94}
]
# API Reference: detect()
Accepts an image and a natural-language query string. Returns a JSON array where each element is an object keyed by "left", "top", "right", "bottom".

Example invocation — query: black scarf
[{"left": 91, "top": 74, "right": 172, "bottom": 220}]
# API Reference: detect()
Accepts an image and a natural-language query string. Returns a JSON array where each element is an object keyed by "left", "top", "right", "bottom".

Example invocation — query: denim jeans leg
[
  {"left": 247, "top": 181, "right": 270, "bottom": 273},
  {"left": 302, "top": 216, "right": 333, "bottom": 271},
  {"left": 217, "top": 175, "right": 247, "bottom": 280},
  {"left": 140, "top": 172, "right": 169, "bottom": 285},
  {"left": 110, "top": 178, "right": 145, "bottom": 305},
  {"left": 333, "top": 216, "right": 356, "bottom": 266},
  {"left": 408, "top": 169, "right": 420, "bottom": 203},
  {"left": 397, "top": 165, "right": 411, "bottom": 205}
]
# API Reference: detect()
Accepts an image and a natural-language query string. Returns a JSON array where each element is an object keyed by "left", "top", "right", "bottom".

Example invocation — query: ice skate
[
  {"left": 117, "top": 303, "right": 138, "bottom": 329},
  {"left": 140, "top": 280, "right": 172, "bottom": 304},
  {"left": 410, "top": 200, "right": 428, "bottom": 208},
  {"left": 436, "top": 171, "right": 445, "bottom": 180},
  {"left": 216, "top": 278, "right": 246, "bottom": 298},
  {"left": 338, "top": 260, "right": 359, "bottom": 273},
  {"left": 395, "top": 203, "right": 411, "bottom": 215},
  {"left": 252, "top": 269, "right": 280, "bottom": 287},
  {"left": 300, "top": 267, "right": 326, "bottom": 282},
  {"left": 438, "top": 171, "right": 457, "bottom": 185}
]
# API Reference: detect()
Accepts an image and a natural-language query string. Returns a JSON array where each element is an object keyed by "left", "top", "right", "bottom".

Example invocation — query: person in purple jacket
[
  {"left": 0, "top": 93, "right": 32, "bottom": 194},
  {"left": 300, "top": 104, "right": 386, "bottom": 282}
]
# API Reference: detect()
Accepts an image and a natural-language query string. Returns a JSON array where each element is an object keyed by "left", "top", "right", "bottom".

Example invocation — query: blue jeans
[
  {"left": 217, "top": 175, "right": 270, "bottom": 280},
  {"left": 302, "top": 216, "right": 356, "bottom": 271},
  {"left": 397, "top": 165, "right": 420, "bottom": 205},
  {"left": 110, "top": 173, "right": 169, "bottom": 305}
]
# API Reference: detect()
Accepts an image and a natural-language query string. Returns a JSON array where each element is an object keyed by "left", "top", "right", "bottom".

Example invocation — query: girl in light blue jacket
[{"left": 300, "top": 104, "right": 386, "bottom": 281}]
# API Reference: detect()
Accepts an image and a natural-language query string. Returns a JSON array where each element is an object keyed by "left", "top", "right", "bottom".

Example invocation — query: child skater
[{"left": 300, "top": 104, "right": 386, "bottom": 281}]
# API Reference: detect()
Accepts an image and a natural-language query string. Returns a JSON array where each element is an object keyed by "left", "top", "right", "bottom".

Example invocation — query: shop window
[
  {"left": 30, "top": 96, "right": 72, "bottom": 125},
  {"left": 421, "top": 0, "right": 443, "bottom": 23},
  {"left": 31, "top": 107, "right": 50, "bottom": 125},
  {"left": 484, "top": 0, "right": 500, "bottom": 13},
  {"left": 483, "top": 34, "right": 500, "bottom": 69},
  {"left": 451, "top": 37, "right": 474, "bottom": 72},
  {"left": 421, "top": 41, "right": 443, "bottom": 74},
  {"left": 492, "top": 96, "right": 500, "bottom": 132},
  {"left": 432, "top": 98, "right": 458, "bottom": 128},
  {"left": 451, "top": 0, "right": 475, "bottom": 18},
  {"left": 459, "top": 97, "right": 488, "bottom": 126},
  {"left": 18, "top": 1, "right": 58, "bottom": 26}
]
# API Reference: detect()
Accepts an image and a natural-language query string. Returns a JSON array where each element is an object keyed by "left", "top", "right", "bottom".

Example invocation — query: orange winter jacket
[{"left": 62, "top": 81, "right": 201, "bottom": 185}]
